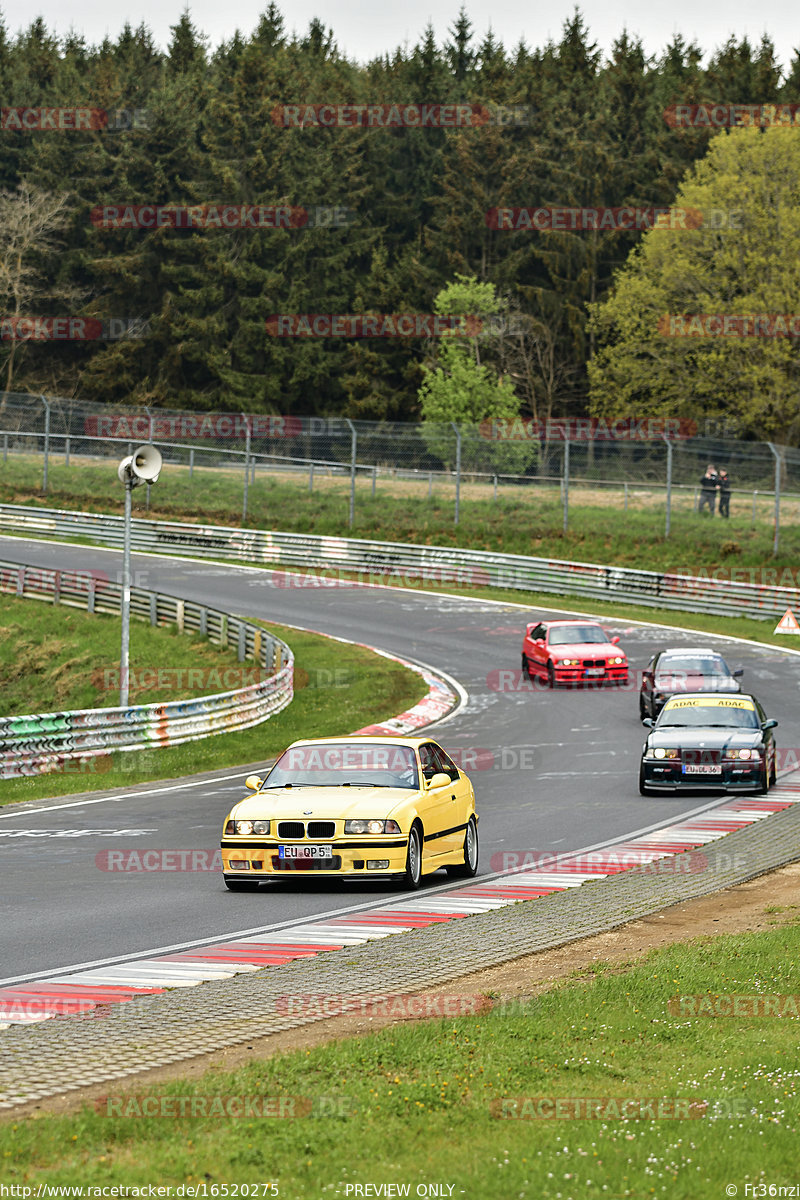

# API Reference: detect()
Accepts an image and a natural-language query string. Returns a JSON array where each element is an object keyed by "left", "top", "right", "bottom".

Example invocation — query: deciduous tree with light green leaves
[
  {"left": 418, "top": 275, "right": 537, "bottom": 475},
  {"left": 588, "top": 126, "right": 800, "bottom": 443}
]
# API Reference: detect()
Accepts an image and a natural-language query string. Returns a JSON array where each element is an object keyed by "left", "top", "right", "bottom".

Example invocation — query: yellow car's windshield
[{"left": 264, "top": 742, "right": 420, "bottom": 789}]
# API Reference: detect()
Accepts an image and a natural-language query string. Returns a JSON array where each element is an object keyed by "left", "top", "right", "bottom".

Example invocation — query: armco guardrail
[
  {"left": 0, "top": 559, "right": 293, "bottom": 778},
  {"left": 0, "top": 502, "right": 797, "bottom": 621}
]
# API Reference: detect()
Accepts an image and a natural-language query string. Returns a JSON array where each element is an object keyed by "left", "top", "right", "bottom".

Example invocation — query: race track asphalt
[{"left": 2, "top": 535, "right": 797, "bottom": 983}]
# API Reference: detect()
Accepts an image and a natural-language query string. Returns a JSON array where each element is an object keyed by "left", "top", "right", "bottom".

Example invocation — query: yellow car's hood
[{"left": 230, "top": 785, "right": 413, "bottom": 821}]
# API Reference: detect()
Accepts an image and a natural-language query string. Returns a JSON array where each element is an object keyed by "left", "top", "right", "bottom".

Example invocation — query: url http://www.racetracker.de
[{"left": 0, "top": 1188, "right": 279, "bottom": 1198}]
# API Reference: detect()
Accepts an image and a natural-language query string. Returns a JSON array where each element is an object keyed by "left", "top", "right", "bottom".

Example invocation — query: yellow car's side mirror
[
  {"left": 244, "top": 774, "right": 264, "bottom": 791},
  {"left": 426, "top": 772, "right": 452, "bottom": 790}
]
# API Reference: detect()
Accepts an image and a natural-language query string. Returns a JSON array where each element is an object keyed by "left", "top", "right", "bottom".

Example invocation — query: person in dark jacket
[
  {"left": 698, "top": 464, "right": 718, "bottom": 514},
  {"left": 717, "top": 468, "right": 730, "bottom": 517}
]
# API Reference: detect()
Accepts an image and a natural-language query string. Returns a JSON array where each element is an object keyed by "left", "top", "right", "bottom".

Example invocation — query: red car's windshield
[{"left": 548, "top": 625, "right": 609, "bottom": 646}]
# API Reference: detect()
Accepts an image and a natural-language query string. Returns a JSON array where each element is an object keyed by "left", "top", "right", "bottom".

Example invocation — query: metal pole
[
  {"left": 40, "top": 395, "right": 50, "bottom": 494},
  {"left": 767, "top": 442, "right": 781, "bottom": 556},
  {"left": 493, "top": 475, "right": 498, "bottom": 500},
  {"left": 624, "top": 481, "right": 628, "bottom": 511},
  {"left": 189, "top": 448, "right": 194, "bottom": 479},
  {"left": 145, "top": 407, "right": 154, "bottom": 510},
  {"left": 664, "top": 435, "right": 673, "bottom": 539},
  {"left": 428, "top": 472, "right": 432, "bottom": 498},
  {"left": 562, "top": 436, "right": 570, "bottom": 533},
  {"left": 309, "top": 461, "right": 314, "bottom": 492},
  {"left": 451, "top": 422, "right": 461, "bottom": 526},
  {"left": 65, "top": 437, "right": 70, "bottom": 466},
  {"left": 120, "top": 479, "right": 132, "bottom": 707},
  {"left": 345, "top": 418, "right": 356, "bottom": 527},
  {"left": 242, "top": 415, "right": 251, "bottom": 522},
  {"left": 751, "top": 490, "right": 757, "bottom": 527},
  {"left": 372, "top": 466, "right": 377, "bottom": 497},
  {"left": 2, "top": 433, "right": 6, "bottom": 462}
]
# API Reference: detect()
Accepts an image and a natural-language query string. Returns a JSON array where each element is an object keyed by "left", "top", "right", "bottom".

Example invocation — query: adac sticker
[{"left": 664, "top": 696, "right": 755, "bottom": 709}]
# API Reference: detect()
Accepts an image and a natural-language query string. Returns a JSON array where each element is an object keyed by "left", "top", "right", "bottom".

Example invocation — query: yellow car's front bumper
[{"left": 221, "top": 838, "right": 409, "bottom": 879}]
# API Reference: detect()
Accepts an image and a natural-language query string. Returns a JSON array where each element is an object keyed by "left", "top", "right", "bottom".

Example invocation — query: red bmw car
[{"left": 521, "top": 619, "right": 629, "bottom": 687}]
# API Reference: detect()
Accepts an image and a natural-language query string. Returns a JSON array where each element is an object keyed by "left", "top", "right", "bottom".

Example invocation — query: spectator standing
[
  {"left": 718, "top": 468, "right": 731, "bottom": 518},
  {"left": 698, "top": 464, "right": 718, "bottom": 514}
]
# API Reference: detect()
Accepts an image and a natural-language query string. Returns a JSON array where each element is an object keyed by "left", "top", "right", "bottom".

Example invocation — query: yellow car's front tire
[{"left": 402, "top": 824, "right": 423, "bottom": 889}]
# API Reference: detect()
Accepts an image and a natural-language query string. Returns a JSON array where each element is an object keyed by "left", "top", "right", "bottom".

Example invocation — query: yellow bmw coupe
[{"left": 221, "top": 735, "right": 479, "bottom": 891}]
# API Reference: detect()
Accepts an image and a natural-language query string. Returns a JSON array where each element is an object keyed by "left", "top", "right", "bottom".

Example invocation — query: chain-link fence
[{"left": 1, "top": 392, "right": 798, "bottom": 548}]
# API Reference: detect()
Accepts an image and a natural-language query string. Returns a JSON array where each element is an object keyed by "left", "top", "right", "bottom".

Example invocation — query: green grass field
[
  {"left": 3, "top": 452, "right": 800, "bottom": 576},
  {"left": 1, "top": 918, "right": 797, "bottom": 1197},
  {"left": 0, "top": 596, "right": 426, "bottom": 806}
]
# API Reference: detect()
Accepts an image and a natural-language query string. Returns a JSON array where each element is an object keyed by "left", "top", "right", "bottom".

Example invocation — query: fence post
[
  {"left": 663, "top": 435, "right": 673, "bottom": 539},
  {"left": 189, "top": 448, "right": 194, "bottom": 479},
  {"left": 751, "top": 490, "right": 757, "bottom": 527},
  {"left": 767, "top": 442, "right": 781, "bottom": 556},
  {"left": 562, "top": 436, "right": 570, "bottom": 533},
  {"left": 309, "top": 461, "right": 314, "bottom": 492},
  {"left": 65, "top": 436, "right": 70, "bottom": 466},
  {"left": 428, "top": 472, "right": 433, "bottom": 498},
  {"left": 372, "top": 466, "right": 377, "bottom": 497},
  {"left": 345, "top": 418, "right": 357, "bottom": 527},
  {"left": 624, "top": 481, "right": 628, "bottom": 511},
  {"left": 451, "top": 422, "right": 461, "bottom": 526},
  {"left": 144, "top": 407, "right": 154, "bottom": 511},
  {"left": 493, "top": 474, "right": 498, "bottom": 500},
  {"left": 2, "top": 433, "right": 6, "bottom": 462},
  {"left": 40, "top": 395, "right": 50, "bottom": 494},
  {"left": 242, "top": 415, "right": 252, "bottom": 522}
]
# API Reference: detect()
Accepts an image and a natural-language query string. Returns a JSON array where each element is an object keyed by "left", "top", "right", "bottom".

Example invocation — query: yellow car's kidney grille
[
  {"left": 307, "top": 821, "right": 336, "bottom": 838},
  {"left": 277, "top": 821, "right": 305, "bottom": 839}
]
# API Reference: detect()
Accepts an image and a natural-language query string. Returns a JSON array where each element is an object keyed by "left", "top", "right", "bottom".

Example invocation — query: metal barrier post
[
  {"left": 242, "top": 415, "right": 252, "bottom": 522},
  {"left": 345, "top": 418, "right": 356, "bottom": 527},
  {"left": 189, "top": 448, "right": 195, "bottom": 479},
  {"left": 309, "top": 461, "right": 314, "bottom": 492},
  {"left": 751, "top": 490, "right": 757, "bottom": 527},
  {"left": 562, "top": 436, "right": 570, "bottom": 533},
  {"left": 40, "top": 395, "right": 50, "bottom": 494},
  {"left": 451, "top": 423, "right": 461, "bottom": 526},
  {"left": 65, "top": 437, "right": 70, "bottom": 466},
  {"left": 767, "top": 442, "right": 781, "bottom": 556},
  {"left": 664, "top": 435, "right": 673, "bottom": 538}
]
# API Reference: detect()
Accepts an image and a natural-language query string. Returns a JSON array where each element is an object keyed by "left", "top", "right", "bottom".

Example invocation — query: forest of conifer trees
[{"left": 0, "top": 5, "right": 795, "bottom": 420}]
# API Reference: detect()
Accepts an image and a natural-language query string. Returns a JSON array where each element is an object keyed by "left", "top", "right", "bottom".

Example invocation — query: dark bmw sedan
[
  {"left": 639, "top": 647, "right": 743, "bottom": 719},
  {"left": 639, "top": 693, "right": 777, "bottom": 796}
]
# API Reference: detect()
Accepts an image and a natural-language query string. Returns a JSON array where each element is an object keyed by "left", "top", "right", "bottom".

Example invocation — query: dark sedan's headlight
[
  {"left": 723, "top": 749, "right": 756, "bottom": 760},
  {"left": 652, "top": 747, "right": 679, "bottom": 759},
  {"left": 344, "top": 819, "right": 402, "bottom": 835},
  {"left": 225, "top": 819, "right": 270, "bottom": 835}
]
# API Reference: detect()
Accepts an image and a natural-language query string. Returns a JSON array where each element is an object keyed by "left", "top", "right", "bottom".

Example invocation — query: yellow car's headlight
[
  {"left": 225, "top": 819, "right": 270, "bottom": 835},
  {"left": 345, "top": 819, "right": 402, "bottom": 835}
]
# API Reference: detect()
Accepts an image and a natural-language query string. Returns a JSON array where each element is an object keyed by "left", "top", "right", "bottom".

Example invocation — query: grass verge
[
  {"left": 1, "top": 920, "right": 797, "bottom": 1196},
  {"left": 3, "top": 453, "right": 800, "bottom": 575},
  {"left": 0, "top": 606, "right": 427, "bottom": 807}
]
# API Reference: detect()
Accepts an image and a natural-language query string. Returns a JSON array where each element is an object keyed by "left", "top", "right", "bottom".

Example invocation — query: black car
[
  {"left": 639, "top": 692, "right": 777, "bottom": 796},
  {"left": 639, "top": 647, "right": 743, "bottom": 719}
]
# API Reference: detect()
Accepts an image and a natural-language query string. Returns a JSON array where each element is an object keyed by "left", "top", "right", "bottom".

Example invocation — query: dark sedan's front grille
[
  {"left": 307, "top": 821, "right": 336, "bottom": 839},
  {"left": 681, "top": 749, "right": 722, "bottom": 765},
  {"left": 277, "top": 821, "right": 305, "bottom": 839}
]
